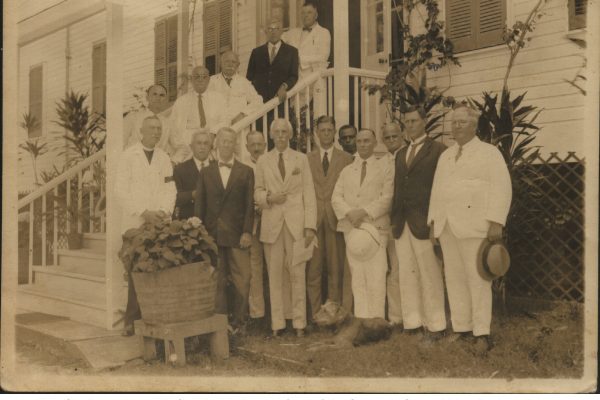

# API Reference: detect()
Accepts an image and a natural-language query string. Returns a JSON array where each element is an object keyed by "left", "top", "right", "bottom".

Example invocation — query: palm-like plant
[
  {"left": 19, "top": 113, "right": 48, "bottom": 186},
  {"left": 54, "top": 91, "right": 106, "bottom": 165}
]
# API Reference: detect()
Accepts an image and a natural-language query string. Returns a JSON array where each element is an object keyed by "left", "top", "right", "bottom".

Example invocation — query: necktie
[
  {"left": 278, "top": 152, "right": 286, "bottom": 180},
  {"left": 219, "top": 161, "right": 233, "bottom": 169},
  {"left": 406, "top": 143, "right": 417, "bottom": 167},
  {"left": 360, "top": 160, "right": 367, "bottom": 185},
  {"left": 225, "top": 77, "right": 232, "bottom": 86},
  {"left": 455, "top": 145, "right": 463, "bottom": 162},
  {"left": 270, "top": 45, "right": 276, "bottom": 64},
  {"left": 197, "top": 94, "right": 207, "bottom": 128},
  {"left": 143, "top": 149, "right": 154, "bottom": 164},
  {"left": 322, "top": 151, "right": 329, "bottom": 176}
]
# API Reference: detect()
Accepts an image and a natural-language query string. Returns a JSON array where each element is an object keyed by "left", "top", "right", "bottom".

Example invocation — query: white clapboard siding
[
  {"left": 429, "top": 0, "right": 586, "bottom": 157},
  {"left": 236, "top": 0, "right": 258, "bottom": 77}
]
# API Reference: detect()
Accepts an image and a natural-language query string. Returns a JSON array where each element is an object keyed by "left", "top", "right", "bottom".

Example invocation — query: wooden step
[
  {"left": 33, "top": 266, "right": 106, "bottom": 306},
  {"left": 83, "top": 233, "right": 106, "bottom": 253},
  {"left": 58, "top": 249, "right": 105, "bottom": 270},
  {"left": 18, "top": 284, "right": 107, "bottom": 328}
]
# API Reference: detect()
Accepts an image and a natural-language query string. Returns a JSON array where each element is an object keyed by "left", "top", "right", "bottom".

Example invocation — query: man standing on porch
[
  {"left": 428, "top": 104, "right": 512, "bottom": 353},
  {"left": 116, "top": 116, "right": 177, "bottom": 335},
  {"left": 254, "top": 119, "right": 317, "bottom": 338},
  {"left": 381, "top": 122, "right": 405, "bottom": 328},
  {"left": 195, "top": 127, "right": 255, "bottom": 332},
  {"left": 338, "top": 125, "right": 357, "bottom": 156},
  {"left": 170, "top": 66, "right": 228, "bottom": 160},
  {"left": 123, "top": 84, "right": 186, "bottom": 162},
  {"left": 246, "top": 18, "right": 299, "bottom": 145},
  {"left": 306, "top": 116, "right": 353, "bottom": 323},
  {"left": 390, "top": 109, "right": 447, "bottom": 341}
]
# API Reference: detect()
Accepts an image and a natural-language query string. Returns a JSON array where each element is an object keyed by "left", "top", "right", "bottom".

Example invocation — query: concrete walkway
[{"left": 16, "top": 310, "right": 143, "bottom": 369}]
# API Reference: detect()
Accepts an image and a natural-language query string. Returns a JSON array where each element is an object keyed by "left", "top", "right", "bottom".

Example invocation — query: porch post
[
  {"left": 178, "top": 0, "right": 190, "bottom": 95},
  {"left": 333, "top": 0, "right": 350, "bottom": 126},
  {"left": 105, "top": 1, "right": 124, "bottom": 330}
]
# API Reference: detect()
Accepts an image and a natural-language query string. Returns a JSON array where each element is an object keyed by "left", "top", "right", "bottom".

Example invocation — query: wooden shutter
[
  {"left": 155, "top": 15, "right": 178, "bottom": 103},
  {"left": 569, "top": 0, "right": 587, "bottom": 30},
  {"left": 203, "top": 0, "right": 232, "bottom": 74},
  {"left": 92, "top": 42, "right": 107, "bottom": 115},
  {"left": 28, "top": 65, "right": 43, "bottom": 138},
  {"left": 446, "top": 0, "right": 505, "bottom": 53}
]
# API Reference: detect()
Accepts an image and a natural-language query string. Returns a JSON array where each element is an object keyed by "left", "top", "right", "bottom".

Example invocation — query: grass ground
[{"left": 16, "top": 298, "right": 583, "bottom": 379}]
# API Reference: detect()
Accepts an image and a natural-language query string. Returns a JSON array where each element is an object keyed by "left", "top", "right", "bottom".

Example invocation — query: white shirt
[
  {"left": 268, "top": 41, "right": 282, "bottom": 60},
  {"left": 208, "top": 73, "right": 263, "bottom": 122},
  {"left": 193, "top": 157, "right": 209, "bottom": 172},
  {"left": 405, "top": 134, "right": 428, "bottom": 163},
  {"left": 282, "top": 23, "right": 331, "bottom": 72},
  {"left": 319, "top": 145, "right": 334, "bottom": 163},
  {"left": 218, "top": 158, "right": 234, "bottom": 187}
]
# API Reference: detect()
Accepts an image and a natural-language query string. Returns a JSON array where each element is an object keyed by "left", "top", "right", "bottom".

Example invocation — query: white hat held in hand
[{"left": 346, "top": 222, "right": 381, "bottom": 262}]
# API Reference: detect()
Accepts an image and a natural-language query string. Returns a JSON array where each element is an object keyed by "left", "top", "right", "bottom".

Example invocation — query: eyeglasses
[{"left": 266, "top": 27, "right": 281, "bottom": 32}]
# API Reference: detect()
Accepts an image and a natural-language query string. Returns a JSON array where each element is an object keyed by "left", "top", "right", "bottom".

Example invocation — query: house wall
[
  {"left": 429, "top": 0, "right": 586, "bottom": 157},
  {"left": 236, "top": 0, "right": 258, "bottom": 77}
]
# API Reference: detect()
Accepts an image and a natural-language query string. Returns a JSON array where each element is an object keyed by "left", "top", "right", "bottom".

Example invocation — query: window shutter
[
  {"left": 92, "top": 42, "right": 107, "bottom": 115},
  {"left": 28, "top": 66, "right": 43, "bottom": 138},
  {"left": 155, "top": 19, "right": 167, "bottom": 95},
  {"left": 569, "top": 0, "right": 587, "bottom": 30},
  {"left": 204, "top": 1, "right": 219, "bottom": 74},
  {"left": 478, "top": 0, "right": 506, "bottom": 48},
  {"left": 167, "top": 15, "right": 179, "bottom": 102},
  {"left": 218, "top": 0, "right": 232, "bottom": 53},
  {"left": 446, "top": 0, "right": 476, "bottom": 53}
]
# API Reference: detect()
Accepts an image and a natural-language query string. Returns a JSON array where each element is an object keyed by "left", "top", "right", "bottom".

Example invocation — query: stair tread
[
  {"left": 34, "top": 265, "right": 105, "bottom": 280},
  {"left": 19, "top": 284, "right": 106, "bottom": 310},
  {"left": 58, "top": 248, "right": 105, "bottom": 260}
]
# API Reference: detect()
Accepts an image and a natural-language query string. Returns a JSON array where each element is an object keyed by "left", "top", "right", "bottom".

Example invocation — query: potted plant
[{"left": 118, "top": 216, "right": 219, "bottom": 325}]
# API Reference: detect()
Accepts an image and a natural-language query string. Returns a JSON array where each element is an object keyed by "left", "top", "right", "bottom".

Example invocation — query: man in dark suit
[
  {"left": 246, "top": 18, "right": 299, "bottom": 146},
  {"left": 306, "top": 116, "right": 353, "bottom": 322},
  {"left": 173, "top": 130, "right": 213, "bottom": 219},
  {"left": 391, "top": 107, "right": 447, "bottom": 341},
  {"left": 195, "top": 127, "right": 255, "bottom": 331}
]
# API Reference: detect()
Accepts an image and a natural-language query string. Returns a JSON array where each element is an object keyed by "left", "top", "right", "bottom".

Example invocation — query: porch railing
[{"left": 18, "top": 149, "right": 106, "bottom": 283}]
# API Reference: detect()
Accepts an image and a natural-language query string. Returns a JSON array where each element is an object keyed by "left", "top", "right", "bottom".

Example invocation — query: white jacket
[
  {"left": 282, "top": 23, "right": 331, "bottom": 72},
  {"left": 428, "top": 137, "right": 512, "bottom": 239},
  {"left": 208, "top": 73, "right": 264, "bottom": 122},
  {"left": 115, "top": 142, "right": 177, "bottom": 233}
]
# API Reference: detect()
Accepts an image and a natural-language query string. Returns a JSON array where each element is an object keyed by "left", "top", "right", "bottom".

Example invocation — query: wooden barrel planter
[{"left": 132, "top": 261, "right": 217, "bottom": 325}]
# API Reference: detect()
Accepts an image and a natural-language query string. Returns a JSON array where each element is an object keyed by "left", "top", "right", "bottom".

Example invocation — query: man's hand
[
  {"left": 487, "top": 221, "right": 504, "bottom": 241},
  {"left": 240, "top": 233, "right": 252, "bottom": 249},
  {"left": 346, "top": 208, "right": 368, "bottom": 228},
  {"left": 277, "top": 86, "right": 287, "bottom": 103},
  {"left": 429, "top": 222, "right": 438, "bottom": 246},
  {"left": 268, "top": 192, "right": 287, "bottom": 205},
  {"left": 231, "top": 112, "right": 246, "bottom": 125},
  {"left": 304, "top": 228, "right": 316, "bottom": 247}
]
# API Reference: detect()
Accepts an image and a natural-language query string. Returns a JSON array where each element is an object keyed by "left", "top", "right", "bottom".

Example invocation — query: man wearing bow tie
[
  {"left": 195, "top": 127, "right": 255, "bottom": 331},
  {"left": 173, "top": 130, "right": 214, "bottom": 219},
  {"left": 170, "top": 66, "right": 228, "bottom": 161}
]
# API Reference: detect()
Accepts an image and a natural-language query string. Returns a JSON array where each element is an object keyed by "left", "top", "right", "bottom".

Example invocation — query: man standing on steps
[
  {"left": 170, "top": 66, "right": 228, "bottom": 161},
  {"left": 391, "top": 109, "right": 447, "bottom": 342},
  {"left": 338, "top": 125, "right": 357, "bottom": 157},
  {"left": 246, "top": 18, "right": 299, "bottom": 145},
  {"left": 381, "top": 122, "right": 405, "bottom": 329},
  {"left": 306, "top": 116, "right": 353, "bottom": 325},
  {"left": 195, "top": 127, "right": 255, "bottom": 332},
  {"left": 254, "top": 119, "right": 316, "bottom": 338},
  {"left": 116, "top": 116, "right": 176, "bottom": 336},
  {"left": 173, "top": 130, "right": 214, "bottom": 220}
]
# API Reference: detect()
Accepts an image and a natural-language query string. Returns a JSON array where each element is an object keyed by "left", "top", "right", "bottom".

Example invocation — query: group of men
[{"left": 115, "top": 1, "right": 513, "bottom": 356}]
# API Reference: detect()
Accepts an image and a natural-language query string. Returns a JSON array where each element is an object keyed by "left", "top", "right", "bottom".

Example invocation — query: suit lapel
[
  {"left": 222, "top": 160, "right": 240, "bottom": 199},
  {"left": 407, "top": 138, "right": 432, "bottom": 173},
  {"left": 209, "top": 163, "right": 225, "bottom": 194},
  {"left": 272, "top": 42, "right": 286, "bottom": 66},
  {"left": 309, "top": 150, "right": 324, "bottom": 183},
  {"left": 270, "top": 150, "right": 285, "bottom": 185}
]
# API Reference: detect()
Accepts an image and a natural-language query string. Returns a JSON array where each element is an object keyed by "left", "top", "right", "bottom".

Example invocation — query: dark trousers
[
  {"left": 124, "top": 273, "right": 141, "bottom": 328},
  {"left": 215, "top": 246, "right": 251, "bottom": 328}
]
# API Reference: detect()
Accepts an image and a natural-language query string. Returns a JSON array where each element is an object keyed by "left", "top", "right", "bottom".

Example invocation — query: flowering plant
[{"left": 118, "top": 216, "right": 218, "bottom": 273}]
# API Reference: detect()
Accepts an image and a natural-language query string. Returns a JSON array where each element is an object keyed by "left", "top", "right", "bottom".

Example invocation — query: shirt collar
[
  {"left": 142, "top": 145, "right": 155, "bottom": 152},
  {"left": 410, "top": 134, "right": 428, "bottom": 147},
  {"left": 356, "top": 154, "right": 376, "bottom": 164},
  {"left": 319, "top": 145, "right": 333, "bottom": 160},
  {"left": 269, "top": 41, "right": 281, "bottom": 49},
  {"left": 458, "top": 136, "right": 479, "bottom": 151},
  {"left": 193, "top": 157, "right": 208, "bottom": 169}
]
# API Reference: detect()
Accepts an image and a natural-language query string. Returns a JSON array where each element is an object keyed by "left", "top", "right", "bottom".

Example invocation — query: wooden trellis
[{"left": 506, "top": 152, "right": 585, "bottom": 302}]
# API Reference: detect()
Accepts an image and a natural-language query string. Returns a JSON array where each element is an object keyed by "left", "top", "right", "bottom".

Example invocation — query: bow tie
[
  {"left": 303, "top": 27, "right": 312, "bottom": 32},
  {"left": 219, "top": 161, "right": 233, "bottom": 169}
]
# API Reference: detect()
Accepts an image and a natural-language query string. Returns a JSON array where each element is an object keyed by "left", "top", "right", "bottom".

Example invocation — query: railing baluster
[
  {"left": 66, "top": 178, "right": 71, "bottom": 234},
  {"left": 327, "top": 76, "right": 333, "bottom": 116},
  {"left": 364, "top": 78, "right": 371, "bottom": 130},
  {"left": 28, "top": 202, "right": 34, "bottom": 284},
  {"left": 89, "top": 168, "right": 95, "bottom": 234},
  {"left": 375, "top": 88, "right": 381, "bottom": 136},
  {"left": 53, "top": 187, "right": 58, "bottom": 266},
  {"left": 294, "top": 93, "right": 301, "bottom": 141},
  {"left": 284, "top": 98, "right": 290, "bottom": 120},
  {"left": 99, "top": 160, "right": 105, "bottom": 233},
  {"left": 274, "top": 103, "right": 279, "bottom": 119},
  {"left": 77, "top": 171, "right": 83, "bottom": 234},
  {"left": 354, "top": 76, "right": 359, "bottom": 128},
  {"left": 42, "top": 194, "right": 47, "bottom": 268},
  {"left": 251, "top": 121, "right": 256, "bottom": 131},
  {"left": 262, "top": 114, "right": 268, "bottom": 136}
]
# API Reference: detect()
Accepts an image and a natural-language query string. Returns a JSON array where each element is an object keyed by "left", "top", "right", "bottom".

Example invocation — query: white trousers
[
  {"left": 344, "top": 233, "right": 388, "bottom": 319},
  {"left": 248, "top": 234, "right": 265, "bottom": 318},
  {"left": 395, "top": 224, "right": 446, "bottom": 331},
  {"left": 386, "top": 238, "right": 403, "bottom": 324},
  {"left": 439, "top": 224, "right": 491, "bottom": 336},
  {"left": 263, "top": 223, "right": 307, "bottom": 330}
]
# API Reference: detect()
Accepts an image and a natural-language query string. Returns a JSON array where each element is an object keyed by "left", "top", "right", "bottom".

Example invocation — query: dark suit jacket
[
  {"left": 195, "top": 160, "right": 255, "bottom": 247},
  {"left": 391, "top": 137, "right": 447, "bottom": 240},
  {"left": 308, "top": 147, "right": 353, "bottom": 231},
  {"left": 246, "top": 41, "right": 299, "bottom": 102},
  {"left": 173, "top": 158, "right": 211, "bottom": 220}
]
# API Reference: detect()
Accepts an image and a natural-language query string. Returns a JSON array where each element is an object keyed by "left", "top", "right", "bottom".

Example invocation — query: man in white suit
[
  {"left": 332, "top": 129, "right": 394, "bottom": 319},
  {"left": 170, "top": 66, "right": 228, "bottom": 161},
  {"left": 115, "top": 115, "right": 177, "bottom": 335},
  {"left": 428, "top": 104, "right": 512, "bottom": 352},
  {"left": 254, "top": 119, "right": 317, "bottom": 337}
]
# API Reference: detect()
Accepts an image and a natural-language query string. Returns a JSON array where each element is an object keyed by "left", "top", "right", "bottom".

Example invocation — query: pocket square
[{"left": 292, "top": 167, "right": 301, "bottom": 176}]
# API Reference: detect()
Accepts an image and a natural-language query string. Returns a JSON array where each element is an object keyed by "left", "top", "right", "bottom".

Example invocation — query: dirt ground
[{"left": 16, "top": 298, "right": 584, "bottom": 379}]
